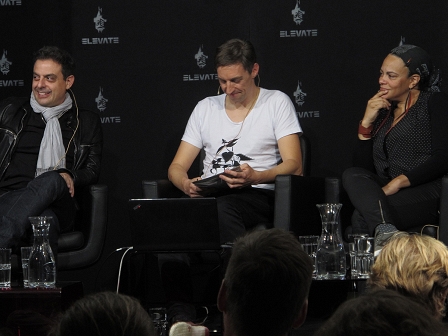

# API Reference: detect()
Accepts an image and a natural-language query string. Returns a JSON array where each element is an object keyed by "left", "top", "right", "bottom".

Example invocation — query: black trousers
[{"left": 342, "top": 167, "right": 441, "bottom": 236}]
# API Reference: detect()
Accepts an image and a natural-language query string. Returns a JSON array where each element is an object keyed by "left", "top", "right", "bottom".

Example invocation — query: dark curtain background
[{"left": 1, "top": 0, "right": 447, "bottom": 293}]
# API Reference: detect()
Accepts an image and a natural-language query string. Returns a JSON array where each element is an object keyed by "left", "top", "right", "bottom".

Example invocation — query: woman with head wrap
[{"left": 342, "top": 45, "right": 448, "bottom": 255}]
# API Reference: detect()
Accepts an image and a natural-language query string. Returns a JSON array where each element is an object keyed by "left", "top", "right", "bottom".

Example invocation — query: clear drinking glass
[
  {"left": 299, "top": 235, "right": 319, "bottom": 276},
  {"left": 21, "top": 246, "right": 33, "bottom": 288},
  {"left": 0, "top": 248, "right": 11, "bottom": 288},
  {"left": 355, "top": 237, "right": 374, "bottom": 279}
]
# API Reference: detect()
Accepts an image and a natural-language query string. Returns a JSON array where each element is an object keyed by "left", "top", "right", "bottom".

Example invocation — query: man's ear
[
  {"left": 292, "top": 299, "right": 308, "bottom": 329},
  {"left": 217, "top": 279, "right": 227, "bottom": 312},
  {"left": 251, "top": 63, "right": 259, "bottom": 78},
  {"left": 65, "top": 75, "right": 75, "bottom": 90}
]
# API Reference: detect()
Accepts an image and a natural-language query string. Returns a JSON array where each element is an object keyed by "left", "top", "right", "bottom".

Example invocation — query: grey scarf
[{"left": 30, "top": 92, "right": 73, "bottom": 176}]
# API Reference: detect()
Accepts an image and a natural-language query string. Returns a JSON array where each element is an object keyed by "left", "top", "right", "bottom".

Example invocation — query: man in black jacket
[{"left": 0, "top": 46, "right": 102, "bottom": 253}]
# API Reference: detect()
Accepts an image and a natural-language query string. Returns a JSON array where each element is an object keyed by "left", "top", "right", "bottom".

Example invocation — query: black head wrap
[{"left": 390, "top": 44, "right": 441, "bottom": 92}]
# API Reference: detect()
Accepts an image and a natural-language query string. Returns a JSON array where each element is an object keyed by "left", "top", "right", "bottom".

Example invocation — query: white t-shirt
[{"left": 182, "top": 88, "right": 302, "bottom": 190}]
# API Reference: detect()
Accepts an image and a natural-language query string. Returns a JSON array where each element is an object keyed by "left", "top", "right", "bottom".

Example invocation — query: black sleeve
[{"left": 405, "top": 92, "right": 448, "bottom": 185}]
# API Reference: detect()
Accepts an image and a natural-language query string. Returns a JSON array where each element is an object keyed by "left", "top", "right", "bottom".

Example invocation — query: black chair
[{"left": 57, "top": 184, "right": 108, "bottom": 270}]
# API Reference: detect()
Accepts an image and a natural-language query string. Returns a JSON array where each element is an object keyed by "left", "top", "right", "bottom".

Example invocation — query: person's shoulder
[
  {"left": 0, "top": 96, "right": 29, "bottom": 111},
  {"left": 260, "top": 88, "right": 291, "bottom": 102},
  {"left": 194, "top": 94, "right": 224, "bottom": 112},
  {"left": 77, "top": 107, "right": 100, "bottom": 119}
]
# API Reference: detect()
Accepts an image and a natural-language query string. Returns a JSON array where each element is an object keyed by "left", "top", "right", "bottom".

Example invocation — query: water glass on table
[
  {"left": 355, "top": 237, "right": 374, "bottom": 279},
  {"left": 298, "top": 235, "right": 319, "bottom": 275},
  {"left": 21, "top": 246, "right": 33, "bottom": 288},
  {"left": 0, "top": 248, "right": 11, "bottom": 289}
]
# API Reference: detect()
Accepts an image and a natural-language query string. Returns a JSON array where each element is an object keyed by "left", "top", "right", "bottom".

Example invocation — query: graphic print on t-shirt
[{"left": 209, "top": 138, "right": 253, "bottom": 174}]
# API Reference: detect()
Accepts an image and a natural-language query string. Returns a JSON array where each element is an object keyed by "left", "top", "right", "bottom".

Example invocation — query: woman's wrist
[{"left": 358, "top": 120, "right": 373, "bottom": 139}]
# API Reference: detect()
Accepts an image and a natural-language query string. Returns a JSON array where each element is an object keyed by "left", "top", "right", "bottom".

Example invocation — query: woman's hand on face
[{"left": 363, "top": 90, "right": 391, "bottom": 126}]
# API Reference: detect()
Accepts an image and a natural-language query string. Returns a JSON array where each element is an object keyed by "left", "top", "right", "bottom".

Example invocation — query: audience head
[
  {"left": 33, "top": 46, "right": 75, "bottom": 80},
  {"left": 50, "top": 291, "right": 155, "bottom": 336},
  {"left": 368, "top": 233, "right": 448, "bottom": 319},
  {"left": 314, "top": 289, "right": 448, "bottom": 336},
  {"left": 214, "top": 38, "right": 257, "bottom": 74},
  {"left": 218, "top": 228, "right": 313, "bottom": 336}
]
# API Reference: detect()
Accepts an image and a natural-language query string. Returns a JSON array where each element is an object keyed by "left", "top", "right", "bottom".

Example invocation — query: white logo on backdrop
[
  {"left": 293, "top": 80, "right": 319, "bottom": 118},
  {"left": 195, "top": 46, "right": 208, "bottom": 69},
  {"left": 293, "top": 81, "right": 307, "bottom": 107},
  {"left": 0, "top": 0, "right": 22, "bottom": 5},
  {"left": 0, "top": 49, "right": 24, "bottom": 87},
  {"left": 95, "top": 87, "right": 121, "bottom": 123},
  {"left": 0, "top": 50, "right": 12, "bottom": 75},
  {"left": 183, "top": 44, "right": 217, "bottom": 81},
  {"left": 291, "top": 0, "right": 305, "bottom": 25},
  {"left": 82, "top": 6, "right": 119, "bottom": 45},
  {"left": 95, "top": 87, "right": 108, "bottom": 112},
  {"left": 94, "top": 7, "right": 107, "bottom": 33},
  {"left": 280, "top": 0, "right": 318, "bottom": 38}
]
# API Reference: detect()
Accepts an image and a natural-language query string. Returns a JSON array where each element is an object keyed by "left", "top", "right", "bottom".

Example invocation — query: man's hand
[
  {"left": 219, "top": 164, "right": 259, "bottom": 188},
  {"left": 182, "top": 177, "right": 204, "bottom": 198},
  {"left": 60, "top": 172, "right": 75, "bottom": 197}
]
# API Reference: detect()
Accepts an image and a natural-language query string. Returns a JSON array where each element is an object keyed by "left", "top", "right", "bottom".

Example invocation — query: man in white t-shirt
[{"left": 168, "top": 38, "right": 303, "bottom": 244}]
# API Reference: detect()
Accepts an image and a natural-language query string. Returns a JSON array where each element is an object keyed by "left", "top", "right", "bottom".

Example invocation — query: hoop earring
[{"left": 217, "top": 85, "right": 222, "bottom": 95}]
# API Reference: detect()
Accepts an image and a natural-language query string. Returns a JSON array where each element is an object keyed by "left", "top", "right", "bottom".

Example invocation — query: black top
[
  {"left": 354, "top": 92, "right": 448, "bottom": 186},
  {"left": 0, "top": 104, "right": 75, "bottom": 192}
]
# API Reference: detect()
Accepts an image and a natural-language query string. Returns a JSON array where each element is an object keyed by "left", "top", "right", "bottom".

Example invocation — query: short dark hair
[
  {"left": 34, "top": 46, "right": 75, "bottom": 79},
  {"left": 50, "top": 292, "right": 155, "bottom": 336},
  {"left": 224, "top": 228, "right": 313, "bottom": 336},
  {"left": 214, "top": 38, "right": 257, "bottom": 73},
  {"left": 314, "top": 289, "right": 448, "bottom": 336}
]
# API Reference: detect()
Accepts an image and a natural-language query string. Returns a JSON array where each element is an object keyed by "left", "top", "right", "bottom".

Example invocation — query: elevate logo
[
  {"left": 280, "top": 0, "right": 318, "bottom": 38},
  {"left": 183, "top": 44, "right": 218, "bottom": 81},
  {"left": 95, "top": 87, "right": 121, "bottom": 123},
  {"left": 293, "top": 80, "right": 319, "bottom": 118},
  {"left": 0, "top": 50, "right": 24, "bottom": 87},
  {"left": 0, "top": 0, "right": 21, "bottom": 5},
  {"left": 82, "top": 7, "right": 120, "bottom": 45}
]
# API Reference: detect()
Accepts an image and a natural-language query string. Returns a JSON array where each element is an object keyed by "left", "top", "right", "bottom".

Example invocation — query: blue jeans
[{"left": 0, "top": 171, "right": 76, "bottom": 253}]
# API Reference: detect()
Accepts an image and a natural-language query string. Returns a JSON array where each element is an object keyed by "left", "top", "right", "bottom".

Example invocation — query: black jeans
[
  {"left": 342, "top": 167, "right": 441, "bottom": 236},
  {"left": 0, "top": 171, "right": 76, "bottom": 254},
  {"left": 216, "top": 187, "right": 275, "bottom": 244}
]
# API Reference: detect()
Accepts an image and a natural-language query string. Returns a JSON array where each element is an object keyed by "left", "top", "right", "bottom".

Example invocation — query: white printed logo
[
  {"left": 95, "top": 87, "right": 108, "bottom": 112},
  {"left": 194, "top": 45, "right": 208, "bottom": 69},
  {"left": 291, "top": 0, "right": 305, "bottom": 25},
  {"left": 293, "top": 81, "right": 307, "bottom": 107},
  {"left": 0, "top": 0, "right": 22, "bottom": 5},
  {"left": 183, "top": 44, "right": 217, "bottom": 81},
  {"left": 0, "top": 50, "right": 12, "bottom": 75},
  {"left": 94, "top": 7, "right": 107, "bottom": 33},
  {"left": 82, "top": 6, "right": 119, "bottom": 45}
]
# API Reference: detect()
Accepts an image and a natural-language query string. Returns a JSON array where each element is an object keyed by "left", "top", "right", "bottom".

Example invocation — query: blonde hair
[{"left": 368, "top": 234, "right": 448, "bottom": 319}]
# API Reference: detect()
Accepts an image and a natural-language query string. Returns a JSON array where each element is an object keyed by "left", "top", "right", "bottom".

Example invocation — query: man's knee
[{"left": 31, "top": 171, "right": 67, "bottom": 194}]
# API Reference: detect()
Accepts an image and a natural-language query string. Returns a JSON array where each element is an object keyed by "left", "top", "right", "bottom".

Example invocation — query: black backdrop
[{"left": 1, "top": 0, "right": 448, "bottom": 293}]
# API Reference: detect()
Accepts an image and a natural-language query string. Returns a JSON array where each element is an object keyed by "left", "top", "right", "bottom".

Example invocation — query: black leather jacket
[{"left": 0, "top": 96, "right": 103, "bottom": 187}]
